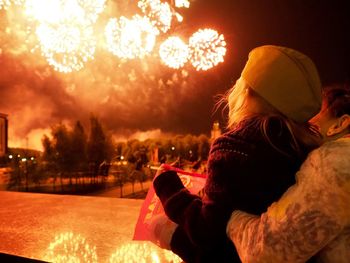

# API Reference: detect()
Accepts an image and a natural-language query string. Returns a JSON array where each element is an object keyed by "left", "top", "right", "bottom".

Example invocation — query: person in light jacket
[{"left": 226, "top": 84, "right": 350, "bottom": 263}]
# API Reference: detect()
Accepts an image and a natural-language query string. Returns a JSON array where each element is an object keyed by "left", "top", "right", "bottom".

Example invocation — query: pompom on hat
[{"left": 241, "top": 45, "right": 322, "bottom": 123}]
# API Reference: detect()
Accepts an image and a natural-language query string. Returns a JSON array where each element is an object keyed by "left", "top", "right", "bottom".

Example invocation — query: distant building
[
  {"left": 0, "top": 113, "right": 8, "bottom": 157},
  {"left": 150, "top": 147, "right": 159, "bottom": 165},
  {"left": 211, "top": 121, "right": 221, "bottom": 141}
]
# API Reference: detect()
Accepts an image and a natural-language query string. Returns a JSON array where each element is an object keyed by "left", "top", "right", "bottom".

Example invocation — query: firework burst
[
  {"left": 77, "top": 0, "right": 106, "bottom": 24},
  {"left": 24, "top": 0, "right": 105, "bottom": 24},
  {"left": 0, "top": 0, "right": 11, "bottom": 10},
  {"left": 23, "top": 0, "right": 103, "bottom": 73},
  {"left": 175, "top": 0, "right": 190, "bottom": 8},
  {"left": 159, "top": 36, "right": 189, "bottom": 69},
  {"left": 35, "top": 22, "right": 96, "bottom": 73},
  {"left": 188, "top": 28, "right": 226, "bottom": 71},
  {"left": 0, "top": 0, "right": 23, "bottom": 10},
  {"left": 105, "top": 15, "right": 158, "bottom": 59},
  {"left": 138, "top": 0, "right": 173, "bottom": 33}
]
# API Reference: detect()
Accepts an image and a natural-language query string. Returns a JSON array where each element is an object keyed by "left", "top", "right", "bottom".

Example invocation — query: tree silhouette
[
  {"left": 87, "top": 115, "right": 113, "bottom": 182},
  {"left": 71, "top": 121, "right": 88, "bottom": 186},
  {"left": 51, "top": 124, "right": 74, "bottom": 191}
]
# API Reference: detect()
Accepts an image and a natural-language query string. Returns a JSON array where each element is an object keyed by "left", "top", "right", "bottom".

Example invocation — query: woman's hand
[
  {"left": 154, "top": 164, "right": 172, "bottom": 180},
  {"left": 148, "top": 214, "right": 177, "bottom": 250}
]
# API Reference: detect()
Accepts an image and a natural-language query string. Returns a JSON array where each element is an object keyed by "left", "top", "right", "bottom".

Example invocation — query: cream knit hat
[{"left": 241, "top": 45, "right": 322, "bottom": 123}]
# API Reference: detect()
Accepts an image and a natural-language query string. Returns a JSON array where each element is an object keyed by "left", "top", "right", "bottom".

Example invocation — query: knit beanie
[{"left": 241, "top": 45, "right": 322, "bottom": 123}]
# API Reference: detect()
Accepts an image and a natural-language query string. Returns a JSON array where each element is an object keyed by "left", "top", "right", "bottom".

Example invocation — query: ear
[{"left": 326, "top": 114, "right": 350, "bottom": 136}]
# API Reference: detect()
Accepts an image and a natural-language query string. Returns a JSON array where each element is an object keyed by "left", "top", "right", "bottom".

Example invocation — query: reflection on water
[
  {"left": 45, "top": 232, "right": 98, "bottom": 263},
  {"left": 109, "top": 242, "right": 182, "bottom": 263},
  {"left": 45, "top": 233, "right": 181, "bottom": 263}
]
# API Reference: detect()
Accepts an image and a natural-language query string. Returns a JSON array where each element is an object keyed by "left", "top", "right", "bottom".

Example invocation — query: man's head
[{"left": 310, "top": 84, "right": 350, "bottom": 142}]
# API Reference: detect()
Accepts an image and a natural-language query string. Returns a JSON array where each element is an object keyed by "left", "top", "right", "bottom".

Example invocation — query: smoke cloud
[
  {"left": 0, "top": 2, "right": 227, "bottom": 150},
  {"left": 1, "top": 1, "right": 347, "bottom": 150}
]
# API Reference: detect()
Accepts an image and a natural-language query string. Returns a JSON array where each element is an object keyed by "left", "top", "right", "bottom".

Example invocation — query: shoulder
[
  {"left": 209, "top": 130, "right": 255, "bottom": 164},
  {"left": 209, "top": 116, "right": 294, "bottom": 160},
  {"left": 299, "top": 137, "right": 350, "bottom": 192},
  {"left": 307, "top": 138, "right": 350, "bottom": 170},
  {"left": 206, "top": 132, "right": 255, "bottom": 190},
  {"left": 317, "top": 137, "right": 350, "bottom": 158}
]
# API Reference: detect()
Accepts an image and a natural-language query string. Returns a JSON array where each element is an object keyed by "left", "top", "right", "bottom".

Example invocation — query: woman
[{"left": 151, "top": 45, "right": 322, "bottom": 262}]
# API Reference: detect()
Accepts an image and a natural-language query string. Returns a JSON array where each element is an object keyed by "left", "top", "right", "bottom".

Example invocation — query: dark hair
[{"left": 323, "top": 84, "right": 350, "bottom": 118}]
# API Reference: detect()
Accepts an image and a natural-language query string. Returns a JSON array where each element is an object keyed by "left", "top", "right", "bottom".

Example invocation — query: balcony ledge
[{"left": 0, "top": 191, "right": 181, "bottom": 262}]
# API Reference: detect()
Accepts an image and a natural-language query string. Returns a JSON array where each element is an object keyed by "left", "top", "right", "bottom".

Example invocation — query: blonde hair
[{"left": 217, "top": 78, "right": 321, "bottom": 157}]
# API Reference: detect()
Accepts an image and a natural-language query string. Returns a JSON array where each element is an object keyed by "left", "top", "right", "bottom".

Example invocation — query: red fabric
[{"left": 133, "top": 167, "right": 206, "bottom": 241}]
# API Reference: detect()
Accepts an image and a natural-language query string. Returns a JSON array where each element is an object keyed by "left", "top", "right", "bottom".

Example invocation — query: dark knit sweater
[{"left": 154, "top": 117, "right": 307, "bottom": 263}]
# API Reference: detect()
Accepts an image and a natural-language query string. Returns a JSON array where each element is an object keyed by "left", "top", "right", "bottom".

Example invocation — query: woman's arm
[{"left": 153, "top": 136, "right": 252, "bottom": 249}]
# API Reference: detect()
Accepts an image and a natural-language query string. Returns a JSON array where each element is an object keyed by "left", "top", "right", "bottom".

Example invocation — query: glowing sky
[{"left": 0, "top": 0, "right": 349, "bottom": 150}]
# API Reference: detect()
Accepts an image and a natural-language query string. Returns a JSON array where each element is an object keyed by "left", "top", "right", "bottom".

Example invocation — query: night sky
[{"left": 0, "top": 0, "right": 349, "bottom": 150}]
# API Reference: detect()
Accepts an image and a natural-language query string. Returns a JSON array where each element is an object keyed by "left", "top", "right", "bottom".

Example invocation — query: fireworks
[
  {"left": 24, "top": 0, "right": 105, "bottom": 24},
  {"left": 45, "top": 232, "right": 98, "bottom": 263},
  {"left": 174, "top": 12, "right": 183, "bottom": 22},
  {"left": 2, "top": 0, "right": 227, "bottom": 73},
  {"left": 159, "top": 36, "right": 189, "bottom": 69},
  {"left": 105, "top": 15, "right": 158, "bottom": 59},
  {"left": 23, "top": 0, "right": 103, "bottom": 73},
  {"left": 175, "top": 0, "right": 190, "bottom": 8},
  {"left": 77, "top": 0, "right": 106, "bottom": 24},
  {"left": 109, "top": 242, "right": 182, "bottom": 263},
  {"left": 36, "top": 23, "right": 96, "bottom": 73},
  {"left": 138, "top": 0, "right": 173, "bottom": 33},
  {"left": 0, "top": 0, "right": 23, "bottom": 10},
  {"left": 0, "top": 0, "right": 11, "bottom": 10},
  {"left": 188, "top": 28, "right": 226, "bottom": 71}
]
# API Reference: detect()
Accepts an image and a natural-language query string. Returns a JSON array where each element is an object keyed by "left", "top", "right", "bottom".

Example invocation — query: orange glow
[
  {"left": 45, "top": 232, "right": 98, "bottom": 263},
  {"left": 109, "top": 242, "right": 182, "bottom": 263}
]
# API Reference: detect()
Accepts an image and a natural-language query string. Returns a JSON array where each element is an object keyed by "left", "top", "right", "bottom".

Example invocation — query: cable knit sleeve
[
  {"left": 153, "top": 133, "right": 253, "bottom": 255},
  {"left": 226, "top": 138, "right": 350, "bottom": 263}
]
